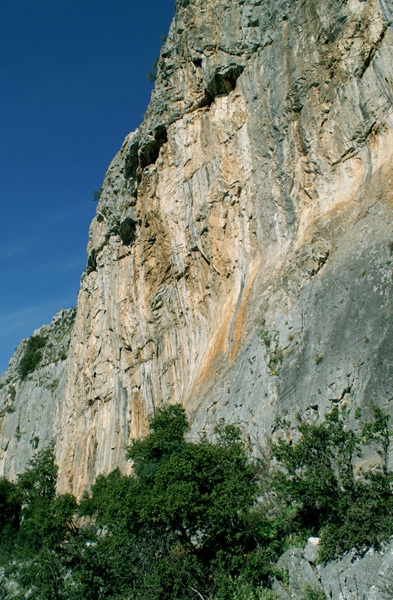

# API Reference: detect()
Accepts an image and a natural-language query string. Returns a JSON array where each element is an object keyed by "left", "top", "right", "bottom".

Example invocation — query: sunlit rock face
[{"left": 1, "top": 0, "right": 393, "bottom": 496}]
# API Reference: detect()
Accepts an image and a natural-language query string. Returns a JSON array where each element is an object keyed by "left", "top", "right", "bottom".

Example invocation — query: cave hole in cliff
[
  {"left": 138, "top": 125, "right": 168, "bottom": 170},
  {"left": 87, "top": 249, "right": 97, "bottom": 273},
  {"left": 119, "top": 217, "right": 137, "bottom": 246},
  {"left": 205, "top": 64, "right": 245, "bottom": 102}
]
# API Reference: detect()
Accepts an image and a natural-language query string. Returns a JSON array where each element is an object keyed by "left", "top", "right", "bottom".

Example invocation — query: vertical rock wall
[
  {"left": 0, "top": 310, "right": 75, "bottom": 479},
  {"left": 1, "top": 0, "right": 393, "bottom": 496}
]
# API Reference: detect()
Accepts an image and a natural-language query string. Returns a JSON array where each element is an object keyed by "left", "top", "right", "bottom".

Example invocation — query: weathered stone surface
[
  {"left": 274, "top": 537, "right": 393, "bottom": 600},
  {"left": 304, "top": 538, "right": 321, "bottom": 564},
  {"left": 0, "top": 309, "right": 75, "bottom": 480},
  {"left": 273, "top": 547, "right": 322, "bottom": 599},
  {"left": 1, "top": 0, "right": 393, "bottom": 496},
  {"left": 318, "top": 538, "right": 393, "bottom": 599}
]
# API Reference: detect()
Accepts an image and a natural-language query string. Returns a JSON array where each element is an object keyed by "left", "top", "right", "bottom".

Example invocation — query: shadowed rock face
[
  {"left": 1, "top": 0, "right": 393, "bottom": 496},
  {"left": 0, "top": 309, "right": 75, "bottom": 480}
]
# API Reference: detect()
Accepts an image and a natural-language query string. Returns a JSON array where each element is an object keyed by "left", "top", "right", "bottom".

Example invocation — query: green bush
[
  {"left": 0, "top": 477, "right": 21, "bottom": 563},
  {"left": 76, "top": 406, "right": 272, "bottom": 599},
  {"left": 147, "top": 56, "right": 159, "bottom": 83},
  {"left": 301, "top": 586, "right": 326, "bottom": 600},
  {"left": 92, "top": 188, "right": 102, "bottom": 202},
  {"left": 271, "top": 406, "right": 393, "bottom": 560},
  {"left": 2, "top": 403, "right": 393, "bottom": 598},
  {"left": 18, "top": 334, "right": 46, "bottom": 379}
]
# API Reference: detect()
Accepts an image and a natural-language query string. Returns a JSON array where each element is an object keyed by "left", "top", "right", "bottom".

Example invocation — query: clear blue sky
[{"left": 0, "top": 0, "right": 175, "bottom": 374}]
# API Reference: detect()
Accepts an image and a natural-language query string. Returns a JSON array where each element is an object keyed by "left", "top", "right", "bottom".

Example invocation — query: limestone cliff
[
  {"left": 0, "top": 309, "right": 75, "bottom": 480},
  {"left": 1, "top": 0, "right": 393, "bottom": 495}
]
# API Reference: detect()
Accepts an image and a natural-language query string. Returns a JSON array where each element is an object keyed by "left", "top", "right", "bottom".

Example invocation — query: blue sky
[{"left": 0, "top": 0, "right": 175, "bottom": 374}]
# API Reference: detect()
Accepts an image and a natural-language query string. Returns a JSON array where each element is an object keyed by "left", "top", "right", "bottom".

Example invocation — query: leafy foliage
[
  {"left": 2, "top": 403, "right": 393, "bottom": 598},
  {"left": 77, "top": 406, "right": 273, "bottom": 599},
  {"left": 18, "top": 334, "right": 46, "bottom": 379},
  {"left": 91, "top": 188, "right": 102, "bottom": 202},
  {"left": 14, "top": 442, "right": 76, "bottom": 559},
  {"left": 0, "top": 478, "right": 21, "bottom": 563},
  {"left": 271, "top": 406, "right": 393, "bottom": 560},
  {"left": 17, "top": 441, "right": 57, "bottom": 503},
  {"left": 147, "top": 56, "right": 159, "bottom": 83},
  {"left": 300, "top": 587, "right": 326, "bottom": 600}
]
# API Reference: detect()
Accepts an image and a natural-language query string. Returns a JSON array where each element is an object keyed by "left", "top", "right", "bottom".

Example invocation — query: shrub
[
  {"left": 15, "top": 442, "right": 77, "bottom": 557},
  {"left": 3, "top": 403, "right": 393, "bottom": 597},
  {"left": 271, "top": 406, "right": 393, "bottom": 560},
  {"left": 18, "top": 334, "right": 46, "bottom": 379},
  {"left": 147, "top": 56, "right": 159, "bottom": 83},
  {"left": 301, "top": 586, "right": 326, "bottom": 600},
  {"left": 92, "top": 187, "right": 102, "bottom": 202},
  {"left": 76, "top": 406, "right": 271, "bottom": 599},
  {"left": 0, "top": 477, "right": 21, "bottom": 563}
]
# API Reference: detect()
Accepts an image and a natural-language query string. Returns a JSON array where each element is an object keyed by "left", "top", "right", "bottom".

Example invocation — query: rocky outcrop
[
  {"left": 274, "top": 537, "right": 393, "bottom": 600},
  {"left": 1, "top": 0, "right": 393, "bottom": 496},
  {"left": 0, "top": 309, "right": 75, "bottom": 480}
]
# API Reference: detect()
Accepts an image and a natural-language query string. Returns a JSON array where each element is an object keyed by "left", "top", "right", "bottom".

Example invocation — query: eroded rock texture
[
  {"left": 1, "top": 0, "right": 393, "bottom": 495},
  {"left": 0, "top": 310, "right": 75, "bottom": 479},
  {"left": 273, "top": 537, "right": 393, "bottom": 600}
]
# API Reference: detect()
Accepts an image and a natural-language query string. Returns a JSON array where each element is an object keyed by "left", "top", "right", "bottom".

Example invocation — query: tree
[
  {"left": 18, "top": 334, "right": 46, "bottom": 380},
  {"left": 76, "top": 405, "right": 270, "bottom": 599},
  {"left": 0, "top": 477, "right": 21, "bottom": 562},
  {"left": 16, "top": 442, "right": 77, "bottom": 554},
  {"left": 271, "top": 406, "right": 393, "bottom": 560},
  {"left": 17, "top": 441, "right": 57, "bottom": 503}
]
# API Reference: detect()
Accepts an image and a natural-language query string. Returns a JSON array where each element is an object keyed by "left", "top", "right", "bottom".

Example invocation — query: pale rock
[
  {"left": 304, "top": 538, "right": 321, "bottom": 564},
  {"left": 0, "top": 309, "right": 75, "bottom": 479}
]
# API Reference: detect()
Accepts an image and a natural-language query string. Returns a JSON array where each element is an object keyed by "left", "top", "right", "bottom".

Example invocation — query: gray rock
[
  {"left": 273, "top": 538, "right": 393, "bottom": 599},
  {"left": 304, "top": 538, "right": 321, "bottom": 565},
  {"left": 275, "top": 547, "right": 323, "bottom": 599},
  {"left": 0, "top": 309, "right": 75, "bottom": 480},
  {"left": 318, "top": 539, "right": 393, "bottom": 600}
]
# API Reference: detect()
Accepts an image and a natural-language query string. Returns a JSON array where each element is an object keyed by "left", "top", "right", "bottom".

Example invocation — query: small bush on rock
[{"left": 18, "top": 334, "right": 46, "bottom": 379}]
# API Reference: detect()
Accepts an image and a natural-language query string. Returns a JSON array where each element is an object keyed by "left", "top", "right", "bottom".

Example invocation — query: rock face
[
  {"left": 273, "top": 537, "right": 393, "bottom": 600},
  {"left": 1, "top": 0, "right": 393, "bottom": 496},
  {"left": 0, "top": 309, "right": 75, "bottom": 480}
]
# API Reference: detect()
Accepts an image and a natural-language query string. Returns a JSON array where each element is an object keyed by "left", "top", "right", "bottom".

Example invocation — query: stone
[
  {"left": 0, "top": 309, "right": 75, "bottom": 481},
  {"left": 318, "top": 538, "right": 393, "bottom": 600},
  {"left": 275, "top": 548, "right": 322, "bottom": 599},
  {"left": 304, "top": 538, "right": 321, "bottom": 564},
  {"left": 273, "top": 538, "right": 393, "bottom": 599}
]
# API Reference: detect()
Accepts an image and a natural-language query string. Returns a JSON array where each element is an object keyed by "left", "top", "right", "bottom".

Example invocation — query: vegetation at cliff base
[
  {"left": 0, "top": 404, "right": 392, "bottom": 599},
  {"left": 271, "top": 405, "right": 393, "bottom": 561}
]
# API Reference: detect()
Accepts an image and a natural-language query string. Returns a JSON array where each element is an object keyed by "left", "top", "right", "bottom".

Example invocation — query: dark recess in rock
[
  {"left": 205, "top": 64, "right": 244, "bottom": 101},
  {"left": 138, "top": 125, "right": 168, "bottom": 170},
  {"left": 119, "top": 217, "right": 137, "bottom": 246},
  {"left": 87, "top": 250, "right": 97, "bottom": 273},
  {"left": 124, "top": 140, "right": 139, "bottom": 180}
]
